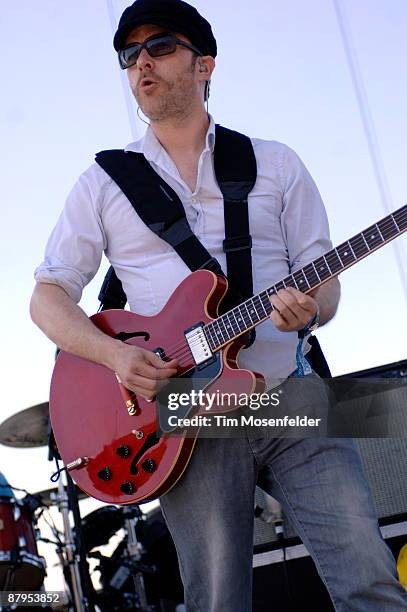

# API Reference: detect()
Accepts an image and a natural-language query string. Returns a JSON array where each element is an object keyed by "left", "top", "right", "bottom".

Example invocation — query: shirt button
[{"left": 191, "top": 197, "right": 197, "bottom": 204}]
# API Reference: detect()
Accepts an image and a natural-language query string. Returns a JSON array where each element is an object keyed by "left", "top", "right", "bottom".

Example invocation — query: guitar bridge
[{"left": 185, "top": 323, "right": 213, "bottom": 365}]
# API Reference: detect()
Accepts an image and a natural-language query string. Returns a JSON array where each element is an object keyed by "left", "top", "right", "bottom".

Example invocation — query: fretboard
[{"left": 204, "top": 204, "right": 407, "bottom": 352}]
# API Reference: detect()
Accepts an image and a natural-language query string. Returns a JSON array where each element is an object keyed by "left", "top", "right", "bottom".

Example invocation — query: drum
[{"left": 0, "top": 499, "right": 46, "bottom": 591}]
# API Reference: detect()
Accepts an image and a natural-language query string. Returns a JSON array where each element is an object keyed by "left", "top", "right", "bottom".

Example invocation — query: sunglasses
[{"left": 118, "top": 33, "right": 203, "bottom": 70}]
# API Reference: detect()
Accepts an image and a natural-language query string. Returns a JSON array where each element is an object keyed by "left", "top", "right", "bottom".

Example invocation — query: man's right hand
[
  {"left": 30, "top": 283, "right": 179, "bottom": 402},
  {"left": 113, "top": 343, "right": 179, "bottom": 401}
]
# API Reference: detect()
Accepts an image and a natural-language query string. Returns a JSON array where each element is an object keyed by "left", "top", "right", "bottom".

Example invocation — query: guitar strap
[{"left": 95, "top": 124, "right": 257, "bottom": 344}]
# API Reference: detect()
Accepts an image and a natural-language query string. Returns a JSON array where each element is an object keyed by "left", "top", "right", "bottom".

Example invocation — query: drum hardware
[
  {"left": 33, "top": 484, "right": 88, "bottom": 508},
  {"left": 52, "top": 472, "right": 91, "bottom": 612},
  {"left": 82, "top": 505, "right": 156, "bottom": 611},
  {"left": 90, "top": 506, "right": 184, "bottom": 611},
  {"left": 123, "top": 507, "right": 155, "bottom": 612}
]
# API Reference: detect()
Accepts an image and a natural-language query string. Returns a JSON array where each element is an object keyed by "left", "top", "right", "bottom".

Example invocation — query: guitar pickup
[{"left": 185, "top": 323, "right": 213, "bottom": 365}]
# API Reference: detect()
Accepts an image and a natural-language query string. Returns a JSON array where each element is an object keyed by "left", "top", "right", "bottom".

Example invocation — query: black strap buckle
[
  {"left": 223, "top": 236, "right": 252, "bottom": 253},
  {"left": 199, "top": 257, "right": 225, "bottom": 276},
  {"left": 151, "top": 217, "right": 192, "bottom": 247}
]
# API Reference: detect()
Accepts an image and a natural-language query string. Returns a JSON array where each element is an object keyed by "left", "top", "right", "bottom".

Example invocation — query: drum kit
[{"left": 0, "top": 404, "right": 184, "bottom": 612}]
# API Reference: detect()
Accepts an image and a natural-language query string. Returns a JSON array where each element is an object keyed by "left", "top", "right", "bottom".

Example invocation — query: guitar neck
[{"left": 204, "top": 204, "right": 407, "bottom": 352}]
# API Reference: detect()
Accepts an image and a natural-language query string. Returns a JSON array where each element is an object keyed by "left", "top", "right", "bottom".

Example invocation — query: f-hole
[{"left": 114, "top": 331, "right": 150, "bottom": 342}]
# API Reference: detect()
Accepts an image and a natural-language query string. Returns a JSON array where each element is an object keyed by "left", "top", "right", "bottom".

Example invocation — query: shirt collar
[{"left": 124, "top": 114, "right": 216, "bottom": 161}]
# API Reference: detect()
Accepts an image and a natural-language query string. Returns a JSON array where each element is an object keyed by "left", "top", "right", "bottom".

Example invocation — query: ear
[{"left": 197, "top": 56, "right": 216, "bottom": 82}]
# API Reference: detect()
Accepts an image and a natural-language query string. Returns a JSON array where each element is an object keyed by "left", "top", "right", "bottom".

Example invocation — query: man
[{"left": 30, "top": 1, "right": 407, "bottom": 610}]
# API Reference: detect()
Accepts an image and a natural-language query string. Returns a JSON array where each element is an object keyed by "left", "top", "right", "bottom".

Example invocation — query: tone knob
[
  {"left": 116, "top": 445, "right": 131, "bottom": 458},
  {"left": 141, "top": 459, "right": 156, "bottom": 473},
  {"left": 120, "top": 481, "right": 135, "bottom": 495},
  {"left": 98, "top": 467, "right": 112, "bottom": 481}
]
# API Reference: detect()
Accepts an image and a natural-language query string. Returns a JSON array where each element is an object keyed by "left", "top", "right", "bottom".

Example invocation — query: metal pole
[
  {"left": 105, "top": 0, "right": 142, "bottom": 141},
  {"left": 332, "top": 0, "right": 407, "bottom": 302},
  {"left": 57, "top": 475, "right": 85, "bottom": 612}
]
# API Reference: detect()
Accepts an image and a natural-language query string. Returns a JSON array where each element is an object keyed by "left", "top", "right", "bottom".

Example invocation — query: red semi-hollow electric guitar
[{"left": 50, "top": 205, "right": 406, "bottom": 504}]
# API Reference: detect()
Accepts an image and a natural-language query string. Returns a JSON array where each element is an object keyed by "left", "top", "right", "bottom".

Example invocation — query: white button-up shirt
[{"left": 35, "top": 116, "right": 332, "bottom": 383}]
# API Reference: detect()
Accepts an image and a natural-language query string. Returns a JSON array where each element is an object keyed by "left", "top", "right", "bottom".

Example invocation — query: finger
[
  {"left": 285, "top": 287, "right": 317, "bottom": 315},
  {"left": 123, "top": 375, "right": 169, "bottom": 399},
  {"left": 269, "top": 309, "right": 291, "bottom": 331},
  {"left": 132, "top": 360, "right": 178, "bottom": 380},
  {"left": 269, "top": 294, "right": 298, "bottom": 325},
  {"left": 148, "top": 351, "right": 179, "bottom": 370},
  {"left": 273, "top": 290, "right": 315, "bottom": 322}
]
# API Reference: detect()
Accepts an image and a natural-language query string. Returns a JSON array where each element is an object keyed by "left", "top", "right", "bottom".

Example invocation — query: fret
[
  {"left": 213, "top": 320, "right": 227, "bottom": 345},
  {"left": 325, "top": 250, "right": 343, "bottom": 274},
  {"left": 229, "top": 311, "right": 241, "bottom": 335},
  {"left": 311, "top": 262, "right": 321, "bottom": 283},
  {"left": 273, "top": 281, "right": 285, "bottom": 292},
  {"left": 293, "top": 269, "right": 309, "bottom": 290},
  {"left": 248, "top": 299, "right": 261, "bottom": 323},
  {"left": 349, "top": 234, "right": 369, "bottom": 258},
  {"left": 346, "top": 240, "right": 357, "bottom": 260},
  {"left": 284, "top": 276, "right": 297, "bottom": 289},
  {"left": 362, "top": 224, "right": 383, "bottom": 250},
  {"left": 210, "top": 325, "right": 219, "bottom": 348},
  {"left": 336, "top": 242, "right": 356, "bottom": 267},
  {"left": 234, "top": 307, "right": 247, "bottom": 330},
  {"left": 243, "top": 302, "right": 255, "bottom": 325},
  {"left": 375, "top": 225, "right": 384, "bottom": 242},
  {"left": 223, "top": 313, "right": 236, "bottom": 336},
  {"left": 313, "top": 256, "right": 331, "bottom": 281},
  {"left": 394, "top": 206, "right": 407, "bottom": 231},
  {"left": 378, "top": 215, "right": 398, "bottom": 241},
  {"left": 204, "top": 323, "right": 215, "bottom": 345},
  {"left": 251, "top": 295, "right": 265, "bottom": 320},
  {"left": 230, "top": 308, "right": 243, "bottom": 333},
  {"left": 218, "top": 317, "right": 232, "bottom": 342},
  {"left": 258, "top": 293, "right": 270, "bottom": 317},
  {"left": 391, "top": 213, "right": 400, "bottom": 231},
  {"left": 205, "top": 326, "right": 216, "bottom": 351},
  {"left": 303, "top": 263, "right": 320, "bottom": 287}
]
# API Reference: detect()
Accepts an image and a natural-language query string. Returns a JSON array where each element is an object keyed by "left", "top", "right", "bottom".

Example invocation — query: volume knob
[
  {"left": 98, "top": 467, "right": 112, "bottom": 481},
  {"left": 120, "top": 481, "right": 135, "bottom": 495},
  {"left": 141, "top": 459, "right": 156, "bottom": 473},
  {"left": 116, "top": 445, "right": 131, "bottom": 458}
]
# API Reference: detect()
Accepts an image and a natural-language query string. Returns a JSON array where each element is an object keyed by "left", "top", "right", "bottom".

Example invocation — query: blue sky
[{"left": 0, "top": 0, "right": 406, "bottom": 588}]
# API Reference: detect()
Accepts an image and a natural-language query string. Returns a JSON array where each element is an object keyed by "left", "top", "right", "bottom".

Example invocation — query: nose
[{"left": 136, "top": 47, "right": 155, "bottom": 71}]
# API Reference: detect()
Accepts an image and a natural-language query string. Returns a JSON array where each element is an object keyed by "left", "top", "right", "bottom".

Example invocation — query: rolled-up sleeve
[
  {"left": 278, "top": 145, "right": 332, "bottom": 272},
  {"left": 34, "top": 165, "right": 108, "bottom": 303}
]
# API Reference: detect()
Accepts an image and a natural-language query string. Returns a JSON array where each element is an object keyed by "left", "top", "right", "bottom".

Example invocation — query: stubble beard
[{"left": 134, "top": 69, "right": 197, "bottom": 124}]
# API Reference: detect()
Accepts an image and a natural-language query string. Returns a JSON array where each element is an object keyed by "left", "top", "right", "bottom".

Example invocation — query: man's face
[{"left": 125, "top": 24, "right": 202, "bottom": 123}]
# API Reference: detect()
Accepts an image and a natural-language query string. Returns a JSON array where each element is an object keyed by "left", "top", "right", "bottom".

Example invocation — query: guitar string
[
  {"left": 145, "top": 211, "right": 407, "bottom": 364},
  {"left": 159, "top": 212, "right": 407, "bottom": 364},
  {"left": 162, "top": 211, "right": 407, "bottom": 361}
]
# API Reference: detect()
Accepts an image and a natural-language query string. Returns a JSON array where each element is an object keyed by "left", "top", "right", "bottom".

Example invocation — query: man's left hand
[{"left": 269, "top": 287, "right": 318, "bottom": 332}]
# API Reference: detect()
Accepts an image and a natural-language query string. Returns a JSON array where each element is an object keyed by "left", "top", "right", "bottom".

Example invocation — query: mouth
[{"left": 139, "top": 78, "right": 158, "bottom": 91}]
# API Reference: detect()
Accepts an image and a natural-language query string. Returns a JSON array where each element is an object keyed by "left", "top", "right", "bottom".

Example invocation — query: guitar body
[{"left": 50, "top": 270, "right": 265, "bottom": 505}]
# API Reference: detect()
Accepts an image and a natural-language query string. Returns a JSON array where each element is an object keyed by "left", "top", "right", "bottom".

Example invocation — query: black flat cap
[{"left": 113, "top": 0, "right": 217, "bottom": 57}]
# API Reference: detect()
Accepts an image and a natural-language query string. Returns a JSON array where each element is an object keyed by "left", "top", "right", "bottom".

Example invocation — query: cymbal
[
  {"left": 0, "top": 402, "right": 49, "bottom": 447},
  {"left": 33, "top": 484, "right": 88, "bottom": 506}
]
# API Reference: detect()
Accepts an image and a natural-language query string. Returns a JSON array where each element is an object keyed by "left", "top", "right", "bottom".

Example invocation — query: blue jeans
[{"left": 160, "top": 376, "right": 407, "bottom": 611}]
